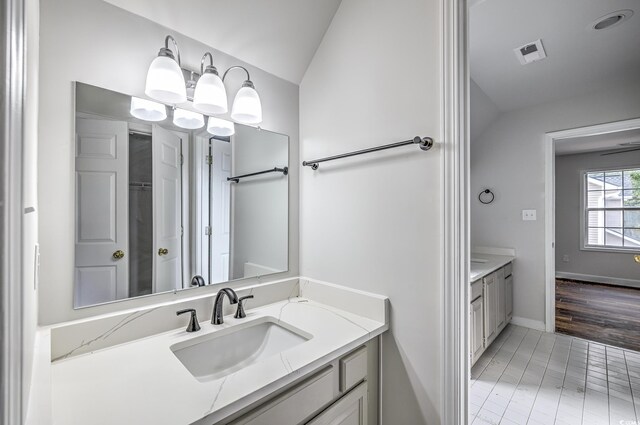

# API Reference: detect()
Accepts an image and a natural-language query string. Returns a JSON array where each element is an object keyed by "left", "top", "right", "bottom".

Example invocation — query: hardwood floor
[{"left": 556, "top": 278, "right": 640, "bottom": 351}]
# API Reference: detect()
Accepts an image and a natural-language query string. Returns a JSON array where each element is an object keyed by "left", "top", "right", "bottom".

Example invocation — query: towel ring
[{"left": 478, "top": 189, "right": 495, "bottom": 204}]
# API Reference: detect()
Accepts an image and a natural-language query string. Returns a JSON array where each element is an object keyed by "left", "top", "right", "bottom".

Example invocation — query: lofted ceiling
[
  {"left": 103, "top": 0, "right": 342, "bottom": 84},
  {"left": 555, "top": 127, "right": 640, "bottom": 156},
  {"left": 470, "top": 0, "right": 640, "bottom": 112}
]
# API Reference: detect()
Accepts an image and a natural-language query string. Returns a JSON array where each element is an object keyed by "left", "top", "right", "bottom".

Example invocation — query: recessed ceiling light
[{"left": 589, "top": 10, "right": 634, "bottom": 31}]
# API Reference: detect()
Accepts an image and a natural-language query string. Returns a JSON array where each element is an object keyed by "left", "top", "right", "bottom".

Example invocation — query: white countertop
[
  {"left": 470, "top": 254, "right": 514, "bottom": 283},
  {"left": 51, "top": 287, "right": 388, "bottom": 425}
]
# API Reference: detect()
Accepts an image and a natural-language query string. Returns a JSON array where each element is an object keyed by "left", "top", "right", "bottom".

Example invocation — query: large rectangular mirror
[{"left": 74, "top": 82, "right": 288, "bottom": 308}]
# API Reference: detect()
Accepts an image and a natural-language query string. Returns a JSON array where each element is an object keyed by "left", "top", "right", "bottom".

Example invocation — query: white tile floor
[{"left": 470, "top": 325, "right": 640, "bottom": 425}]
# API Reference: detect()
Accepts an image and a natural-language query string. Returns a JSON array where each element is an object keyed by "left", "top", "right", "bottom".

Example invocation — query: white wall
[
  {"left": 555, "top": 149, "right": 640, "bottom": 284},
  {"left": 231, "top": 126, "right": 289, "bottom": 278},
  {"left": 471, "top": 82, "right": 640, "bottom": 325},
  {"left": 299, "top": 0, "right": 442, "bottom": 423},
  {"left": 470, "top": 79, "right": 500, "bottom": 142},
  {"left": 38, "top": 0, "right": 299, "bottom": 325}
]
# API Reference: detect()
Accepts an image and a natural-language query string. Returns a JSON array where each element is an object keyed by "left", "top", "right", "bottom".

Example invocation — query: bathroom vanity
[
  {"left": 469, "top": 252, "right": 515, "bottom": 365},
  {"left": 49, "top": 279, "right": 388, "bottom": 425}
]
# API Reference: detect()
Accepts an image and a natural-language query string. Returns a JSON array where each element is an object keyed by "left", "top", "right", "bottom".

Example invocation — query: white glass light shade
[
  {"left": 145, "top": 56, "right": 187, "bottom": 104},
  {"left": 193, "top": 72, "right": 228, "bottom": 114},
  {"left": 231, "top": 86, "right": 262, "bottom": 124},
  {"left": 173, "top": 108, "right": 204, "bottom": 129},
  {"left": 206, "top": 117, "right": 235, "bottom": 137},
  {"left": 130, "top": 97, "right": 167, "bottom": 122}
]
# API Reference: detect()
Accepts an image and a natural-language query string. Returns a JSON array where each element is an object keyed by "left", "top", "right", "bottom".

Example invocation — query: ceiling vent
[{"left": 514, "top": 39, "right": 547, "bottom": 65}]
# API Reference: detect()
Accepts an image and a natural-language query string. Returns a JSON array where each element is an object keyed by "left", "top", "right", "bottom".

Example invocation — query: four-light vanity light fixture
[{"left": 130, "top": 35, "right": 263, "bottom": 137}]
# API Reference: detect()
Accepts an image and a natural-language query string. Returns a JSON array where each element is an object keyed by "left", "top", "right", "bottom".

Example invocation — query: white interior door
[
  {"left": 152, "top": 125, "right": 183, "bottom": 293},
  {"left": 211, "top": 138, "right": 232, "bottom": 283},
  {"left": 75, "top": 117, "right": 129, "bottom": 307}
]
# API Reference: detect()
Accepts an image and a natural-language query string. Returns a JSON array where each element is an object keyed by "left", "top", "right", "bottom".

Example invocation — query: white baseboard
[
  {"left": 556, "top": 272, "right": 640, "bottom": 289},
  {"left": 510, "top": 316, "right": 546, "bottom": 331}
]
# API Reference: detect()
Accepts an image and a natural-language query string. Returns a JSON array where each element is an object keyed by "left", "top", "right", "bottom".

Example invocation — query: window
[{"left": 583, "top": 168, "right": 640, "bottom": 250}]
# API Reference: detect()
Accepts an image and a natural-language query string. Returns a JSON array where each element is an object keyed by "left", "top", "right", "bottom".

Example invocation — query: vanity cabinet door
[
  {"left": 471, "top": 296, "right": 485, "bottom": 364},
  {"left": 496, "top": 267, "right": 506, "bottom": 332},
  {"left": 230, "top": 366, "right": 337, "bottom": 425},
  {"left": 307, "top": 382, "right": 368, "bottom": 425},
  {"left": 483, "top": 273, "right": 497, "bottom": 345},
  {"left": 505, "top": 274, "right": 513, "bottom": 322}
]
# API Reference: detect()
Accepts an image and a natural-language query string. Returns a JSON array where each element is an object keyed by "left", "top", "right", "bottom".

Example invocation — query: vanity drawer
[
  {"left": 504, "top": 262, "right": 512, "bottom": 277},
  {"left": 339, "top": 346, "right": 368, "bottom": 392},
  {"left": 231, "top": 366, "right": 337, "bottom": 425},
  {"left": 471, "top": 280, "right": 483, "bottom": 301}
]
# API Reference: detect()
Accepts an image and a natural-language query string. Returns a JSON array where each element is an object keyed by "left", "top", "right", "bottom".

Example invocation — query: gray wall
[
  {"left": 556, "top": 149, "right": 640, "bottom": 284},
  {"left": 470, "top": 79, "right": 500, "bottom": 142},
  {"left": 299, "top": 0, "right": 442, "bottom": 423},
  {"left": 471, "top": 81, "right": 640, "bottom": 327},
  {"left": 38, "top": 0, "right": 299, "bottom": 325}
]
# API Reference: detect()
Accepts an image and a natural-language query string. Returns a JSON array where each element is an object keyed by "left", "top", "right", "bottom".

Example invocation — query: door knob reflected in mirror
[
  {"left": 158, "top": 248, "right": 169, "bottom": 256},
  {"left": 112, "top": 250, "right": 125, "bottom": 260}
]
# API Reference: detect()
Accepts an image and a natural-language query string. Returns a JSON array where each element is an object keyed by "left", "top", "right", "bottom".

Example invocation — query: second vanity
[
  {"left": 469, "top": 249, "right": 515, "bottom": 365},
  {"left": 49, "top": 278, "right": 388, "bottom": 425}
]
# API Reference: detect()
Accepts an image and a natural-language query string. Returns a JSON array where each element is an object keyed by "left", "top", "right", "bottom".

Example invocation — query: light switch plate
[{"left": 522, "top": 209, "right": 537, "bottom": 221}]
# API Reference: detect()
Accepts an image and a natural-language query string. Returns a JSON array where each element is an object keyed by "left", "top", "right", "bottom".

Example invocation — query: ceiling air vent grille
[{"left": 514, "top": 39, "right": 546, "bottom": 65}]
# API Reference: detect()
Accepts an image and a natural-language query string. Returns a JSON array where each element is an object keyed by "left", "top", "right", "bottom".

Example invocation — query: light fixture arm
[
  {"left": 163, "top": 35, "right": 182, "bottom": 66},
  {"left": 222, "top": 66, "right": 253, "bottom": 87},
  {"left": 200, "top": 52, "right": 218, "bottom": 75}
]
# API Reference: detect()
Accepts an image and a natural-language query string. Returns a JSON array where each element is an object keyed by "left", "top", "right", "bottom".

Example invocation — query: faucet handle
[
  {"left": 234, "top": 295, "right": 254, "bottom": 319},
  {"left": 177, "top": 308, "right": 201, "bottom": 332}
]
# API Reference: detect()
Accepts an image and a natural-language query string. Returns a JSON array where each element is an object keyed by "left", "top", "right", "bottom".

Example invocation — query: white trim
[
  {"left": 544, "top": 132, "right": 556, "bottom": 333},
  {"left": 1, "top": 0, "right": 26, "bottom": 422},
  {"left": 544, "top": 117, "right": 640, "bottom": 333},
  {"left": 510, "top": 316, "right": 546, "bottom": 332},
  {"left": 581, "top": 244, "right": 640, "bottom": 254},
  {"left": 441, "top": 0, "right": 469, "bottom": 424},
  {"left": 556, "top": 272, "right": 640, "bottom": 289}
]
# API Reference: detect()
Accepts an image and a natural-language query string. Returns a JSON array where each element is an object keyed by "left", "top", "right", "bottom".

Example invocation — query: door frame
[
  {"left": 441, "top": 0, "right": 469, "bottom": 424},
  {"left": 1, "top": 0, "right": 26, "bottom": 422},
  {"left": 543, "top": 117, "right": 640, "bottom": 333}
]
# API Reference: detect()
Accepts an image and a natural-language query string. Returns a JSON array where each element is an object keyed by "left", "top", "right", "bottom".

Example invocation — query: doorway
[{"left": 545, "top": 118, "right": 640, "bottom": 337}]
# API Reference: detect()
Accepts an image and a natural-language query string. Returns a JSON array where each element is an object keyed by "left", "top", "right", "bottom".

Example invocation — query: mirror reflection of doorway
[
  {"left": 128, "top": 131, "right": 153, "bottom": 298},
  {"left": 74, "top": 118, "right": 185, "bottom": 307}
]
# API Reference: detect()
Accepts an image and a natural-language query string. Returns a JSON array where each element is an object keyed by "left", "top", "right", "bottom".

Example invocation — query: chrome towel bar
[
  {"left": 228, "top": 167, "right": 288, "bottom": 183},
  {"left": 302, "top": 136, "right": 433, "bottom": 170}
]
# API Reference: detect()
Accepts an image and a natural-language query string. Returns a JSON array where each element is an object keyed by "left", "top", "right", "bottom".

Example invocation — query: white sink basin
[{"left": 170, "top": 317, "right": 311, "bottom": 382}]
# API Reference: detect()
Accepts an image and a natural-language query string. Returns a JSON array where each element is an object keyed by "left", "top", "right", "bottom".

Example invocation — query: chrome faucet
[{"left": 211, "top": 288, "right": 238, "bottom": 325}]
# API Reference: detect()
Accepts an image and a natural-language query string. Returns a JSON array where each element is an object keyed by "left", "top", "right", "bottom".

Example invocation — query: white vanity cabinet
[
  {"left": 219, "top": 341, "right": 376, "bottom": 425},
  {"left": 483, "top": 272, "right": 498, "bottom": 345},
  {"left": 470, "top": 282, "right": 485, "bottom": 364},
  {"left": 470, "top": 261, "right": 513, "bottom": 365},
  {"left": 496, "top": 267, "right": 506, "bottom": 333},
  {"left": 506, "top": 274, "right": 513, "bottom": 322},
  {"left": 307, "top": 382, "right": 368, "bottom": 425}
]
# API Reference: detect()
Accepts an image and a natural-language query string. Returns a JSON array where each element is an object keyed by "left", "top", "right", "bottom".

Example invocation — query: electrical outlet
[
  {"left": 522, "top": 209, "right": 537, "bottom": 221},
  {"left": 562, "top": 255, "right": 570, "bottom": 263}
]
